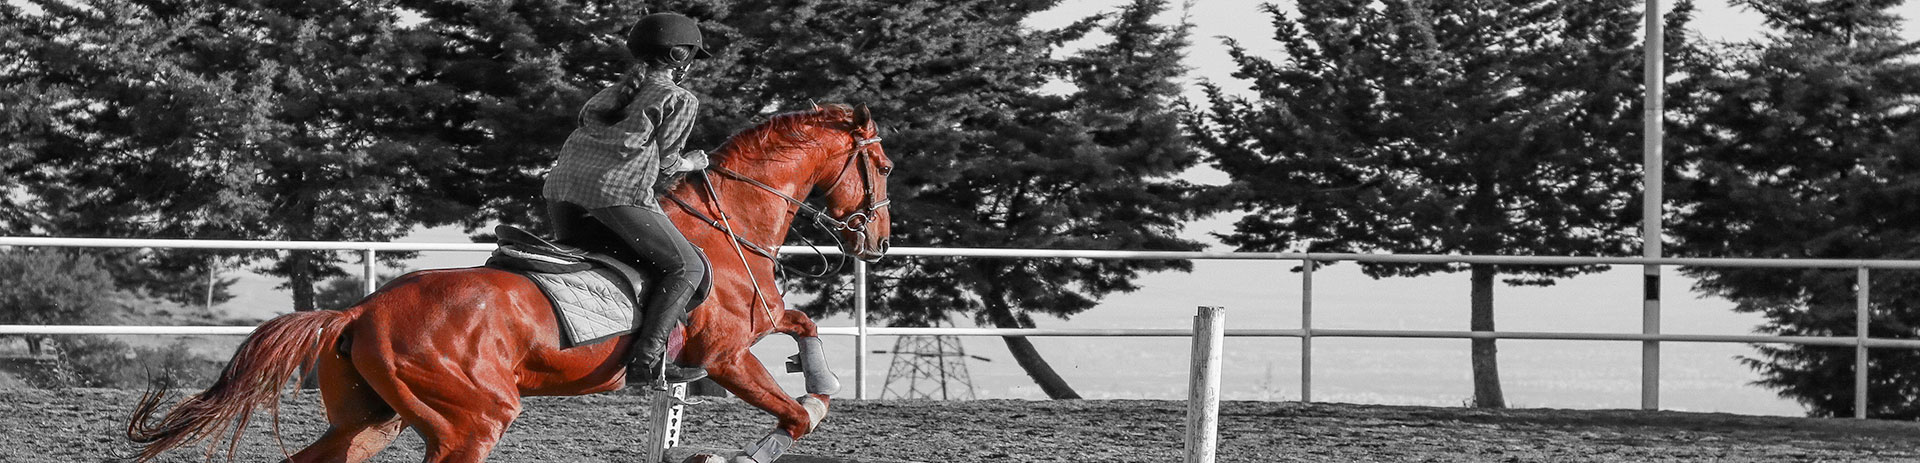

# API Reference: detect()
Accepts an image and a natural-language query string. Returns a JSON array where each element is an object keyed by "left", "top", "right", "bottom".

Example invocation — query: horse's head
[
  {"left": 709, "top": 103, "right": 893, "bottom": 261},
  {"left": 806, "top": 104, "right": 892, "bottom": 261}
]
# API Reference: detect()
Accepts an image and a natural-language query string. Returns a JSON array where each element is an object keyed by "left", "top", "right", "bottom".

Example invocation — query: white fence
[{"left": 5, "top": 236, "right": 1920, "bottom": 420}]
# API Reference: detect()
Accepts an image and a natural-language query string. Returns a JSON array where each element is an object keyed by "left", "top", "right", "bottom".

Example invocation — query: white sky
[{"left": 1030, "top": 0, "right": 1920, "bottom": 104}]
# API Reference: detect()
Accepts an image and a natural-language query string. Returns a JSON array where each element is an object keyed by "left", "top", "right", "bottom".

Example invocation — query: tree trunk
[
  {"left": 289, "top": 251, "right": 317, "bottom": 312},
  {"left": 1470, "top": 264, "right": 1506, "bottom": 408},
  {"left": 982, "top": 296, "right": 1082, "bottom": 399},
  {"left": 289, "top": 251, "right": 319, "bottom": 388}
]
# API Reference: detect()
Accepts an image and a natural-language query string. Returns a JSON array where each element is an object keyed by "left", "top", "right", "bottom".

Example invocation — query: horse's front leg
[
  {"left": 704, "top": 348, "right": 821, "bottom": 463},
  {"left": 778, "top": 309, "right": 841, "bottom": 396}
]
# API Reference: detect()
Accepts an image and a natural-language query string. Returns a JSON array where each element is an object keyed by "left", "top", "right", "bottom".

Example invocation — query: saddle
[{"left": 487, "top": 224, "right": 711, "bottom": 348}]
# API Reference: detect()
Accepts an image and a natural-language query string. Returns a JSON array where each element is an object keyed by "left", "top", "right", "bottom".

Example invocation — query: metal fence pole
[
  {"left": 855, "top": 260, "right": 869, "bottom": 400},
  {"left": 1857, "top": 267, "right": 1870, "bottom": 419},
  {"left": 1301, "top": 259, "right": 1315, "bottom": 403},
  {"left": 363, "top": 248, "right": 378, "bottom": 295}
]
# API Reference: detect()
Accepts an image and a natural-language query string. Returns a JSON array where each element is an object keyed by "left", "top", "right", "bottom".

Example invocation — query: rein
[
  {"left": 710, "top": 137, "right": 890, "bottom": 238},
  {"left": 668, "top": 135, "right": 888, "bottom": 262},
  {"left": 664, "top": 134, "right": 888, "bottom": 328},
  {"left": 666, "top": 192, "right": 778, "bottom": 259}
]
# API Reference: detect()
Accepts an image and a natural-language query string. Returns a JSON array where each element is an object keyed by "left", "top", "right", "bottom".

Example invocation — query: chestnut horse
[{"left": 127, "top": 104, "right": 892, "bottom": 462}]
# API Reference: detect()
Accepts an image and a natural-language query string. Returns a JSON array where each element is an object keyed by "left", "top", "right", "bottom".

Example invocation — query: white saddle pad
[{"left": 524, "top": 267, "right": 642, "bottom": 347}]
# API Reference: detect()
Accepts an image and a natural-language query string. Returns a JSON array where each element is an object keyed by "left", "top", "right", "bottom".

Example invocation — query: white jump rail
[{"left": 5, "top": 235, "right": 1918, "bottom": 419}]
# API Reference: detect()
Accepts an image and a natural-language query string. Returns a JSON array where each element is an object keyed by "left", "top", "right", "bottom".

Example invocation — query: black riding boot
[{"left": 629, "top": 281, "right": 707, "bottom": 384}]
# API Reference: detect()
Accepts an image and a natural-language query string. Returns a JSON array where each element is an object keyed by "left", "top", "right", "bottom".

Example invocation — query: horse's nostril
[{"left": 878, "top": 238, "right": 890, "bottom": 252}]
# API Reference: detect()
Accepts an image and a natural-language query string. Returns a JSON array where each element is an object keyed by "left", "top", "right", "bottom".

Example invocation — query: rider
[{"left": 543, "top": 12, "right": 713, "bottom": 385}]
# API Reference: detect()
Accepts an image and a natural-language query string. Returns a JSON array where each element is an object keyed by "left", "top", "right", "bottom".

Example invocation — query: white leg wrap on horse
[
  {"left": 729, "top": 430, "right": 794, "bottom": 463},
  {"left": 797, "top": 336, "right": 841, "bottom": 395},
  {"left": 797, "top": 394, "right": 828, "bottom": 432}
]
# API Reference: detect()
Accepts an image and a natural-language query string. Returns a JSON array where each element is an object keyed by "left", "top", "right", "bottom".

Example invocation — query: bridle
[
  {"left": 667, "top": 133, "right": 890, "bottom": 260},
  {"left": 664, "top": 128, "right": 888, "bottom": 330}
]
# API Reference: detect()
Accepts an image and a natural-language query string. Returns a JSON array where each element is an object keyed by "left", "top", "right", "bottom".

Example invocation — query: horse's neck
[{"left": 692, "top": 163, "right": 808, "bottom": 251}]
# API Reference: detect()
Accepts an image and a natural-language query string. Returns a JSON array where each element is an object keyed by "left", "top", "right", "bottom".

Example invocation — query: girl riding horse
[{"left": 544, "top": 12, "right": 714, "bottom": 385}]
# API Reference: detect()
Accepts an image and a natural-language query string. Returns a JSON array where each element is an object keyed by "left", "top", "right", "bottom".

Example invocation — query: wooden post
[
  {"left": 1187, "top": 306, "right": 1225, "bottom": 463},
  {"left": 646, "top": 382, "right": 689, "bottom": 463}
]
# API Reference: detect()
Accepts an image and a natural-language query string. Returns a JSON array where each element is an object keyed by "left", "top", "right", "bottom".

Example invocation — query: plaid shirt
[{"left": 543, "top": 72, "right": 699, "bottom": 208}]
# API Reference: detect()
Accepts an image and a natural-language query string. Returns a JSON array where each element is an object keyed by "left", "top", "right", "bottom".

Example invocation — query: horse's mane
[{"left": 711, "top": 104, "right": 859, "bottom": 164}]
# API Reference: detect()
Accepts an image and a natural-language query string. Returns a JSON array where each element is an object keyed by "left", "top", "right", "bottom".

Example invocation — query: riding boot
[{"left": 630, "top": 281, "right": 707, "bottom": 384}]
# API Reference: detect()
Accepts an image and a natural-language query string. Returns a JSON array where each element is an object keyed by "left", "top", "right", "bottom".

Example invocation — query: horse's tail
[{"left": 126, "top": 308, "right": 357, "bottom": 462}]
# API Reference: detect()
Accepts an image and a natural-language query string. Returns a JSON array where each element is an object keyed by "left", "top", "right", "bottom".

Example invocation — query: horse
[{"left": 126, "top": 103, "right": 893, "bottom": 463}]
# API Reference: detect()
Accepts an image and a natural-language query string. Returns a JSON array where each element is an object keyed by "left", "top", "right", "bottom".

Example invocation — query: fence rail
[{"left": 2, "top": 235, "right": 1914, "bottom": 419}]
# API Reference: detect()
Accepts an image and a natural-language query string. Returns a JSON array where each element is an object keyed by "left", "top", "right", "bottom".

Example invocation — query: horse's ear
[{"left": 854, "top": 104, "right": 872, "bottom": 130}]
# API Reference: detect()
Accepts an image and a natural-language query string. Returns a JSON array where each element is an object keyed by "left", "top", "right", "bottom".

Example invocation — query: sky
[{"left": 174, "top": 1, "right": 1920, "bottom": 417}]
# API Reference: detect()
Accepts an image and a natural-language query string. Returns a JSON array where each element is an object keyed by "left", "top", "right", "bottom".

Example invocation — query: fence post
[
  {"left": 855, "top": 259, "right": 869, "bottom": 400},
  {"left": 360, "top": 247, "right": 378, "bottom": 293},
  {"left": 1640, "top": 0, "right": 1666, "bottom": 413},
  {"left": 1187, "top": 306, "right": 1226, "bottom": 463},
  {"left": 645, "top": 382, "right": 689, "bottom": 463},
  {"left": 1857, "top": 267, "right": 1870, "bottom": 419},
  {"left": 1301, "top": 259, "right": 1314, "bottom": 403},
  {"left": 1642, "top": 261, "right": 1661, "bottom": 411}
]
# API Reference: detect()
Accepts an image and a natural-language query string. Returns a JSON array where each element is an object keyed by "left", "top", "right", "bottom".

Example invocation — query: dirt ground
[{"left": 4, "top": 387, "right": 1919, "bottom": 463}]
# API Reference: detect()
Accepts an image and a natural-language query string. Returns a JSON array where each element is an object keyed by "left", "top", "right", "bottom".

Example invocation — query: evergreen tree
[
  {"left": 1190, "top": 0, "right": 1692, "bottom": 407},
  {"left": 1667, "top": 0, "right": 1920, "bottom": 418},
  {"left": 792, "top": 0, "right": 1205, "bottom": 399},
  {"left": 8, "top": 0, "right": 459, "bottom": 309}
]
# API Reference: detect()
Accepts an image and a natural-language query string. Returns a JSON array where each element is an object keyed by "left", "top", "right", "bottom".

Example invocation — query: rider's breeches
[{"left": 548, "top": 201, "right": 707, "bottom": 325}]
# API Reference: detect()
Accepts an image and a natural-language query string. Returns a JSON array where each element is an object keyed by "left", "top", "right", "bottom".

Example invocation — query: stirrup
[{"left": 646, "top": 382, "right": 708, "bottom": 405}]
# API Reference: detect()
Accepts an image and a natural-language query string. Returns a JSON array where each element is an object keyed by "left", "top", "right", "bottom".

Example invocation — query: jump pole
[{"left": 1187, "top": 306, "right": 1226, "bottom": 463}]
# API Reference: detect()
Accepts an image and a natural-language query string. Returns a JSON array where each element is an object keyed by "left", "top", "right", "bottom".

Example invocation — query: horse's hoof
[{"left": 680, "top": 454, "right": 725, "bottom": 463}]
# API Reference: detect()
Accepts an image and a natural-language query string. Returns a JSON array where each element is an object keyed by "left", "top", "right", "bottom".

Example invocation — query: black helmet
[{"left": 627, "top": 13, "right": 712, "bottom": 64}]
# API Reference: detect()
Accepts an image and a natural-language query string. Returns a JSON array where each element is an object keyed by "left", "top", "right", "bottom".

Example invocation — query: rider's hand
[{"left": 669, "top": 149, "right": 709, "bottom": 173}]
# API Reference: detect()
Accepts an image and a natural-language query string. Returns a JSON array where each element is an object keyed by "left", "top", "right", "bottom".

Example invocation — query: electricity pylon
[{"left": 875, "top": 329, "right": 989, "bottom": 400}]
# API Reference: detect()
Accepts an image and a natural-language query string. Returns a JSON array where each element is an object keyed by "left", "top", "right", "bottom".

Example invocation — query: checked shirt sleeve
[{"left": 652, "top": 91, "right": 699, "bottom": 168}]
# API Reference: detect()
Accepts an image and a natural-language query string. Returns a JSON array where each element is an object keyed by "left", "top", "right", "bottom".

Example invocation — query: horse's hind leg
[
  {"left": 355, "top": 352, "right": 523, "bottom": 463},
  {"left": 285, "top": 343, "right": 405, "bottom": 463}
]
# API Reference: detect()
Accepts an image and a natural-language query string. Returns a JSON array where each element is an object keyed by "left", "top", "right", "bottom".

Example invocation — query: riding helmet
[{"left": 627, "top": 13, "right": 713, "bottom": 63}]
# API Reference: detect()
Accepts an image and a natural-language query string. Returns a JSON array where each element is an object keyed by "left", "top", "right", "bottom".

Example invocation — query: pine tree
[
  {"left": 774, "top": 0, "right": 1205, "bottom": 399},
  {"left": 1667, "top": 0, "right": 1920, "bottom": 418},
  {"left": 9, "top": 0, "right": 459, "bottom": 309},
  {"left": 1190, "top": 0, "right": 1691, "bottom": 407}
]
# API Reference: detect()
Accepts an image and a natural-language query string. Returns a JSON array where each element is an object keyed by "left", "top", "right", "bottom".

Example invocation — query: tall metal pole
[{"left": 1641, "top": 0, "right": 1667, "bottom": 411}]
